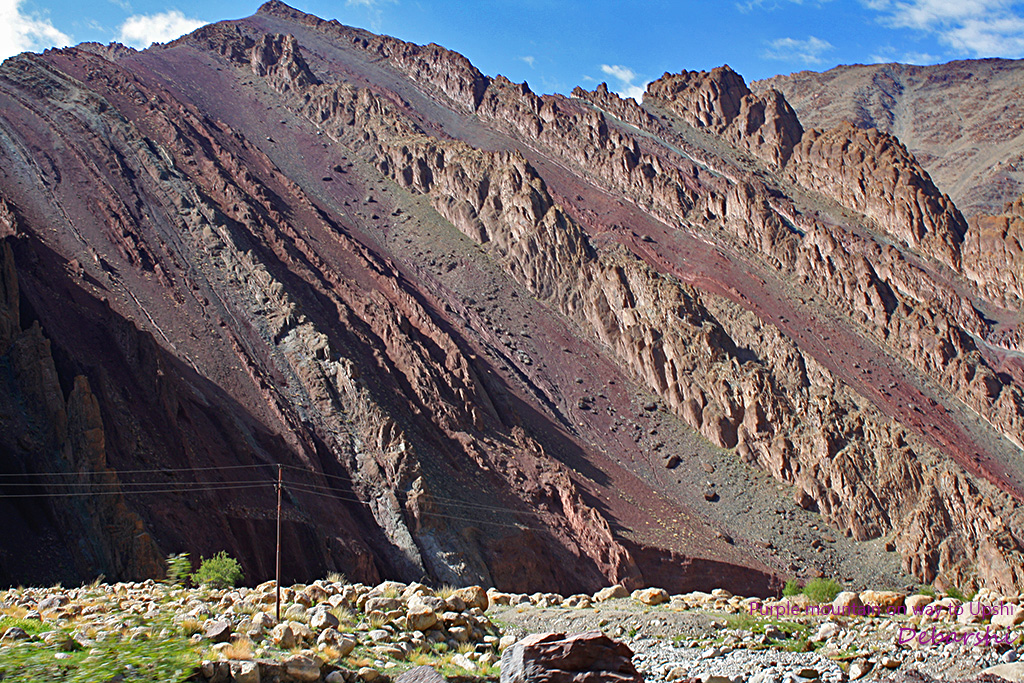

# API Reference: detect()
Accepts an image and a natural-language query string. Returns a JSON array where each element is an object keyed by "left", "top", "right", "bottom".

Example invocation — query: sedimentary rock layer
[{"left": 0, "top": 1, "right": 1021, "bottom": 594}]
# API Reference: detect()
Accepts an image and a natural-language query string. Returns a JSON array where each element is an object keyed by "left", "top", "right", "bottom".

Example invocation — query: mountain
[
  {"left": 0, "top": 1, "right": 1022, "bottom": 596},
  {"left": 754, "top": 59, "right": 1024, "bottom": 219}
]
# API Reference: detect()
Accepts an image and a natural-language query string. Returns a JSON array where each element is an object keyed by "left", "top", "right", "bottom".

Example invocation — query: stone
[
  {"left": 284, "top": 654, "right": 322, "bottom": 682},
  {"left": 904, "top": 594, "right": 933, "bottom": 611},
  {"left": 666, "top": 666, "right": 689, "bottom": 681},
  {"left": 451, "top": 653, "right": 476, "bottom": 671},
  {"left": 284, "top": 604, "right": 307, "bottom": 621},
  {"left": 409, "top": 594, "right": 446, "bottom": 612},
  {"left": 396, "top": 665, "right": 447, "bottom": 683},
  {"left": 271, "top": 623, "right": 296, "bottom": 649},
  {"left": 499, "top": 632, "right": 642, "bottom": 683},
  {"left": 982, "top": 663, "right": 1024, "bottom": 682},
  {"left": 880, "top": 656, "right": 901, "bottom": 669},
  {"left": 359, "top": 667, "right": 380, "bottom": 682},
  {"left": 993, "top": 606, "right": 1024, "bottom": 628},
  {"left": 365, "top": 597, "right": 403, "bottom": 614},
  {"left": 811, "top": 622, "right": 838, "bottom": 642},
  {"left": 848, "top": 662, "right": 872, "bottom": 681},
  {"left": 957, "top": 600, "right": 990, "bottom": 624},
  {"left": 448, "top": 626, "right": 470, "bottom": 642},
  {"left": 310, "top": 609, "right": 340, "bottom": 631},
  {"left": 326, "top": 673, "right": 346, "bottom": 683},
  {"left": 444, "top": 595, "right": 467, "bottom": 612},
  {"left": 407, "top": 605, "right": 439, "bottom": 631},
  {"left": 858, "top": 590, "right": 904, "bottom": 609},
  {"left": 593, "top": 585, "right": 629, "bottom": 602},
  {"left": 229, "top": 660, "right": 260, "bottom": 683},
  {"left": 454, "top": 586, "right": 488, "bottom": 611},
  {"left": 204, "top": 618, "right": 233, "bottom": 643},
  {"left": 1, "top": 626, "right": 29, "bottom": 641},
  {"left": 632, "top": 588, "right": 670, "bottom": 606},
  {"left": 831, "top": 592, "right": 862, "bottom": 610}
]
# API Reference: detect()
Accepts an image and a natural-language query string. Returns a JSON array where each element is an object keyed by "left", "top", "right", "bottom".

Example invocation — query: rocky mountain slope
[
  {"left": 0, "top": 2, "right": 1022, "bottom": 596},
  {"left": 753, "top": 59, "right": 1024, "bottom": 218}
]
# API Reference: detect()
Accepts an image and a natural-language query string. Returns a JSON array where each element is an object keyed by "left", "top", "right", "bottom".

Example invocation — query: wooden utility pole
[{"left": 275, "top": 464, "right": 282, "bottom": 622}]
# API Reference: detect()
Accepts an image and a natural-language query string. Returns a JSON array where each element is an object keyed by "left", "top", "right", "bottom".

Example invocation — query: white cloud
[
  {"left": 870, "top": 46, "right": 943, "bottom": 63},
  {"left": 762, "top": 35, "right": 835, "bottom": 63},
  {"left": 599, "top": 63, "right": 649, "bottom": 101},
  {"left": 520, "top": 55, "right": 535, "bottom": 67},
  {"left": 864, "top": 0, "right": 1024, "bottom": 56},
  {"left": 738, "top": 0, "right": 833, "bottom": 11},
  {"left": 117, "top": 9, "right": 203, "bottom": 49},
  {"left": 0, "top": 0, "right": 71, "bottom": 59}
]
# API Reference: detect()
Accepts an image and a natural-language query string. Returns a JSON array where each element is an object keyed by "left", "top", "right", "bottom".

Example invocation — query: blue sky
[{"left": 3, "top": 0, "right": 1024, "bottom": 96}]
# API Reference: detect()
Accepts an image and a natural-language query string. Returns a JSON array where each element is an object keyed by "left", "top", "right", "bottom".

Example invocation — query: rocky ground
[{"left": 3, "top": 578, "right": 1024, "bottom": 682}]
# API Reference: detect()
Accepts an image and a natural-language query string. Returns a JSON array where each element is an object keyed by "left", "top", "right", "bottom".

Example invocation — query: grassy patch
[
  {"left": 0, "top": 617, "right": 46, "bottom": 636},
  {"left": 0, "top": 615, "right": 200, "bottom": 682}
]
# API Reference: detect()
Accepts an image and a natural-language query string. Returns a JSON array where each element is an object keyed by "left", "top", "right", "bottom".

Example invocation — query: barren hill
[{"left": 0, "top": 2, "right": 1022, "bottom": 596}]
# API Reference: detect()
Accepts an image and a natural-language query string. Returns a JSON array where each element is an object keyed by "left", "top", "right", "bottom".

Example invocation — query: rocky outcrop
[
  {"left": 962, "top": 195, "right": 1024, "bottom": 308},
  {"left": 645, "top": 66, "right": 804, "bottom": 167},
  {"left": 0, "top": 239, "right": 163, "bottom": 583},
  {"left": 249, "top": 33, "right": 319, "bottom": 91},
  {"left": 787, "top": 123, "right": 967, "bottom": 269},
  {"left": 755, "top": 59, "right": 1024, "bottom": 218}
]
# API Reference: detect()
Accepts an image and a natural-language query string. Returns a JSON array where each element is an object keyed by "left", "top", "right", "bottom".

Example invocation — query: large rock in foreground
[{"left": 500, "top": 632, "right": 642, "bottom": 683}]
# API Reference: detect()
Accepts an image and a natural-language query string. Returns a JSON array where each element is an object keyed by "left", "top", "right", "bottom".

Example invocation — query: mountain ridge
[{"left": 0, "top": 1, "right": 1021, "bottom": 595}]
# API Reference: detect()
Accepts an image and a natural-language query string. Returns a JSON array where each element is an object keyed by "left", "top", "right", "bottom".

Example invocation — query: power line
[
  {"left": 0, "top": 483, "right": 273, "bottom": 499},
  {"left": 0, "top": 468, "right": 548, "bottom": 531},
  {"left": 0, "top": 477, "right": 272, "bottom": 488},
  {"left": 0, "top": 463, "right": 553, "bottom": 520},
  {"left": 283, "top": 482, "right": 543, "bottom": 531},
  {"left": 279, "top": 464, "right": 550, "bottom": 518},
  {"left": 0, "top": 463, "right": 271, "bottom": 478}
]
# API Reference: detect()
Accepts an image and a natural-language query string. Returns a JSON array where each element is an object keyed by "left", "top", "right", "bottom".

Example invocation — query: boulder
[
  {"left": 203, "top": 619, "right": 233, "bottom": 644},
  {"left": 957, "top": 600, "right": 990, "bottom": 624},
  {"left": 631, "top": 588, "right": 669, "bottom": 606},
  {"left": 593, "top": 586, "right": 629, "bottom": 602},
  {"left": 992, "top": 606, "right": 1024, "bottom": 628},
  {"left": 284, "top": 654, "right": 322, "bottom": 682},
  {"left": 454, "top": 586, "right": 488, "bottom": 611},
  {"left": 858, "top": 590, "right": 904, "bottom": 609},
  {"left": 500, "top": 632, "right": 642, "bottom": 683},
  {"left": 365, "top": 597, "right": 403, "bottom": 613},
  {"left": 407, "top": 605, "right": 439, "bottom": 631},
  {"left": 904, "top": 594, "right": 933, "bottom": 612},
  {"left": 271, "top": 623, "right": 296, "bottom": 649},
  {"left": 229, "top": 660, "right": 260, "bottom": 683},
  {"left": 982, "top": 663, "right": 1024, "bottom": 682},
  {"left": 396, "top": 665, "right": 448, "bottom": 683},
  {"left": 309, "top": 608, "right": 340, "bottom": 631},
  {"left": 831, "top": 592, "right": 862, "bottom": 611}
]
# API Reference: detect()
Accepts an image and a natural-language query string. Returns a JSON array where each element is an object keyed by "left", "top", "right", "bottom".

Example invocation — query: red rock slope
[{"left": 0, "top": 2, "right": 1022, "bottom": 594}]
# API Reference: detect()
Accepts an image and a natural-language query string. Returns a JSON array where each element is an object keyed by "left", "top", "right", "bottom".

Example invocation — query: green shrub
[
  {"left": 782, "top": 579, "right": 803, "bottom": 597},
  {"left": 165, "top": 552, "right": 192, "bottom": 586},
  {"left": 917, "top": 584, "right": 937, "bottom": 597},
  {"left": 945, "top": 586, "right": 966, "bottom": 601},
  {"left": 803, "top": 578, "right": 842, "bottom": 603},
  {"left": 189, "top": 551, "right": 243, "bottom": 589}
]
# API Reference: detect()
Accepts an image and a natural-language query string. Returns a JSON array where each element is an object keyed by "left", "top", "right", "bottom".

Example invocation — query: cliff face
[{"left": 0, "top": 1, "right": 1022, "bottom": 594}]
